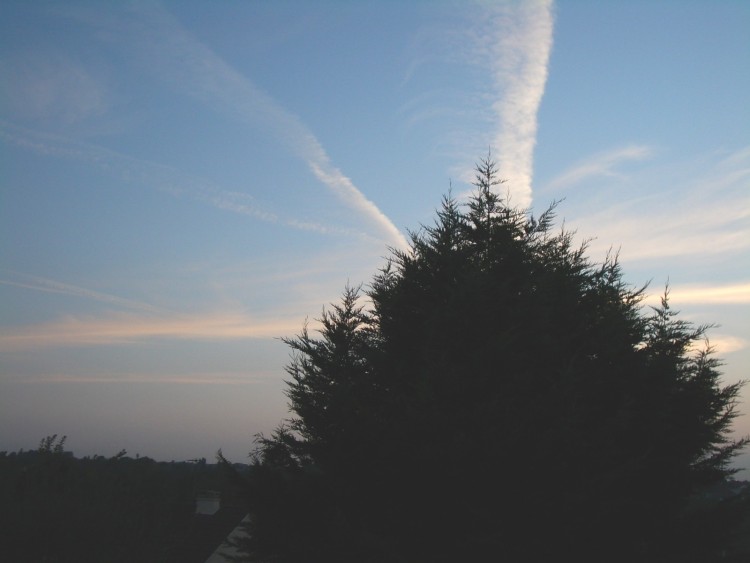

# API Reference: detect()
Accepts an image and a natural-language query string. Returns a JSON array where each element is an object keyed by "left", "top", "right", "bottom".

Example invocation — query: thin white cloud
[
  {"left": 643, "top": 283, "right": 750, "bottom": 307},
  {"left": 0, "top": 271, "right": 160, "bottom": 313},
  {"left": 640, "top": 285, "right": 749, "bottom": 356},
  {"left": 582, "top": 199, "right": 749, "bottom": 262},
  {"left": 396, "top": 2, "right": 553, "bottom": 201},
  {"left": 476, "top": 0, "right": 555, "bottom": 208},
  {"left": 682, "top": 335, "right": 747, "bottom": 356},
  {"left": 307, "top": 161, "right": 407, "bottom": 247},
  {"left": 9, "top": 280, "right": 741, "bottom": 354},
  {"left": 662, "top": 283, "right": 750, "bottom": 306},
  {"left": 0, "top": 121, "right": 374, "bottom": 240},
  {"left": 718, "top": 145, "right": 750, "bottom": 169},
  {"left": 568, "top": 146, "right": 750, "bottom": 262},
  {"left": 703, "top": 336, "right": 748, "bottom": 355},
  {"left": 16, "top": 372, "right": 272, "bottom": 385},
  {"left": 83, "top": 3, "right": 408, "bottom": 250},
  {"left": 0, "top": 311, "right": 312, "bottom": 352},
  {"left": 202, "top": 191, "right": 279, "bottom": 223},
  {"left": 545, "top": 145, "right": 655, "bottom": 192},
  {"left": 0, "top": 51, "right": 109, "bottom": 125}
]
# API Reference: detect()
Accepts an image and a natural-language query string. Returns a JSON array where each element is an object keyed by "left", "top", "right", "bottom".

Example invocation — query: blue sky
[{"left": 1, "top": 0, "right": 748, "bottom": 471}]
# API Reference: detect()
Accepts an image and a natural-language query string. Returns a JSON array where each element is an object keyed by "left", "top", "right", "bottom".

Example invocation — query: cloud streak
[
  {"left": 565, "top": 145, "right": 750, "bottom": 262},
  {"left": 0, "top": 271, "right": 160, "bottom": 313},
  {"left": 704, "top": 336, "right": 747, "bottom": 355},
  {"left": 0, "top": 121, "right": 376, "bottom": 240},
  {"left": 91, "top": 3, "right": 408, "bottom": 250},
  {"left": 659, "top": 283, "right": 750, "bottom": 306},
  {"left": 641, "top": 282, "right": 750, "bottom": 308},
  {"left": 477, "top": 0, "right": 554, "bottom": 207},
  {"left": 15, "top": 372, "right": 271, "bottom": 385},
  {"left": 0, "top": 311, "right": 309, "bottom": 352},
  {"left": 640, "top": 284, "right": 749, "bottom": 355},
  {"left": 0, "top": 50, "right": 109, "bottom": 125},
  {"left": 584, "top": 200, "right": 749, "bottom": 262},
  {"left": 545, "top": 145, "right": 655, "bottom": 192}
]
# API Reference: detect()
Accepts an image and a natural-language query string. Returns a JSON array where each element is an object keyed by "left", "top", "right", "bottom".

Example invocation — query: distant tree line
[
  {"left": 227, "top": 158, "right": 750, "bottom": 562},
  {"left": 0, "top": 435, "right": 236, "bottom": 563}
]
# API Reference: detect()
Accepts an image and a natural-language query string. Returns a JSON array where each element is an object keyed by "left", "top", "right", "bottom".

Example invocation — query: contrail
[
  {"left": 0, "top": 120, "right": 372, "bottom": 239},
  {"left": 482, "top": 0, "right": 554, "bottom": 208},
  {"left": 545, "top": 145, "right": 654, "bottom": 192},
  {"left": 97, "top": 3, "right": 409, "bottom": 250},
  {"left": 0, "top": 271, "right": 161, "bottom": 313}
]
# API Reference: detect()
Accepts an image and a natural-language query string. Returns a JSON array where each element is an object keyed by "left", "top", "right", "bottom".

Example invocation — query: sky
[{"left": 1, "top": 0, "right": 748, "bottom": 472}]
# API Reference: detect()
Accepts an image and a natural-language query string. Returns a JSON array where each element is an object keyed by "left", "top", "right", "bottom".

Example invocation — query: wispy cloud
[
  {"left": 655, "top": 283, "right": 750, "bottom": 306},
  {"left": 79, "top": 3, "right": 408, "bottom": 250},
  {"left": 567, "top": 145, "right": 750, "bottom": 262},
  {"left": 0, "top": 50, "right": 109, "bottom": 125},
  {"left": 705, "top": 335, "right": 748, "bottom": 355},
  {"left": 641, "top": 285, "right": 749, "bottom": 355},
  {"left": 689, "top": 335, "right": 747, "bottom": 356},
  {"left": 307, "top": 161, "right": 407, "bottom": 246},
  {"left": 0, "top": 121, "right": 375, "bottom": 240},
  {"left": 0, "top": 311, "right": 309, "bottom": 352},
  {"left": 16, "top": 372, "right": 272, "bottom": 385},
  {"left": 545, "top": 145, "right": 655, "bottom": 192},
  {"left": 476, "top": 0, "right": 555, "bottom": 207},
  {"left": 9, "top": 281, "right": 740, "bottom": 354},
  {"left": 583, "top": 199, "right": 749, "bottom": 263},
  {"left": 0, "top": 271, "right": 160, "bottom": 313},
  {"left": 642, "top": 282, "right": 750, "bottom": 311},
  {"left": 396, "top": 1, "right": 553, "bottom": 204}
]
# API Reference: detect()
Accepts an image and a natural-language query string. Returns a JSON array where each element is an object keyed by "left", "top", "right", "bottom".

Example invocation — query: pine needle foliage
[{"left": 244, "top": 157, "right": 747, "bottom": 563}]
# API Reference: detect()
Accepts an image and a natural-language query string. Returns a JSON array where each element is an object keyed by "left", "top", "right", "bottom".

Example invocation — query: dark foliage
[
  {"left": 242, "top": 158, "right": 748, "bottom": 562},
  {"left": 0, "top": 437, "right": 235, "bottom": 563}
]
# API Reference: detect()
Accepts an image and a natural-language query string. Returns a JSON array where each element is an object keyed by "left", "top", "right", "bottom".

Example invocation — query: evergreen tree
[{"left": 245, "top": 157, "right": 747, "bottom": 562}]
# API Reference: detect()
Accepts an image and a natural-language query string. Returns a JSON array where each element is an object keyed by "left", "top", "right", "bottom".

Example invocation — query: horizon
[{"left": 1, "top": 1, "right": 748, "bottom": 475}]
